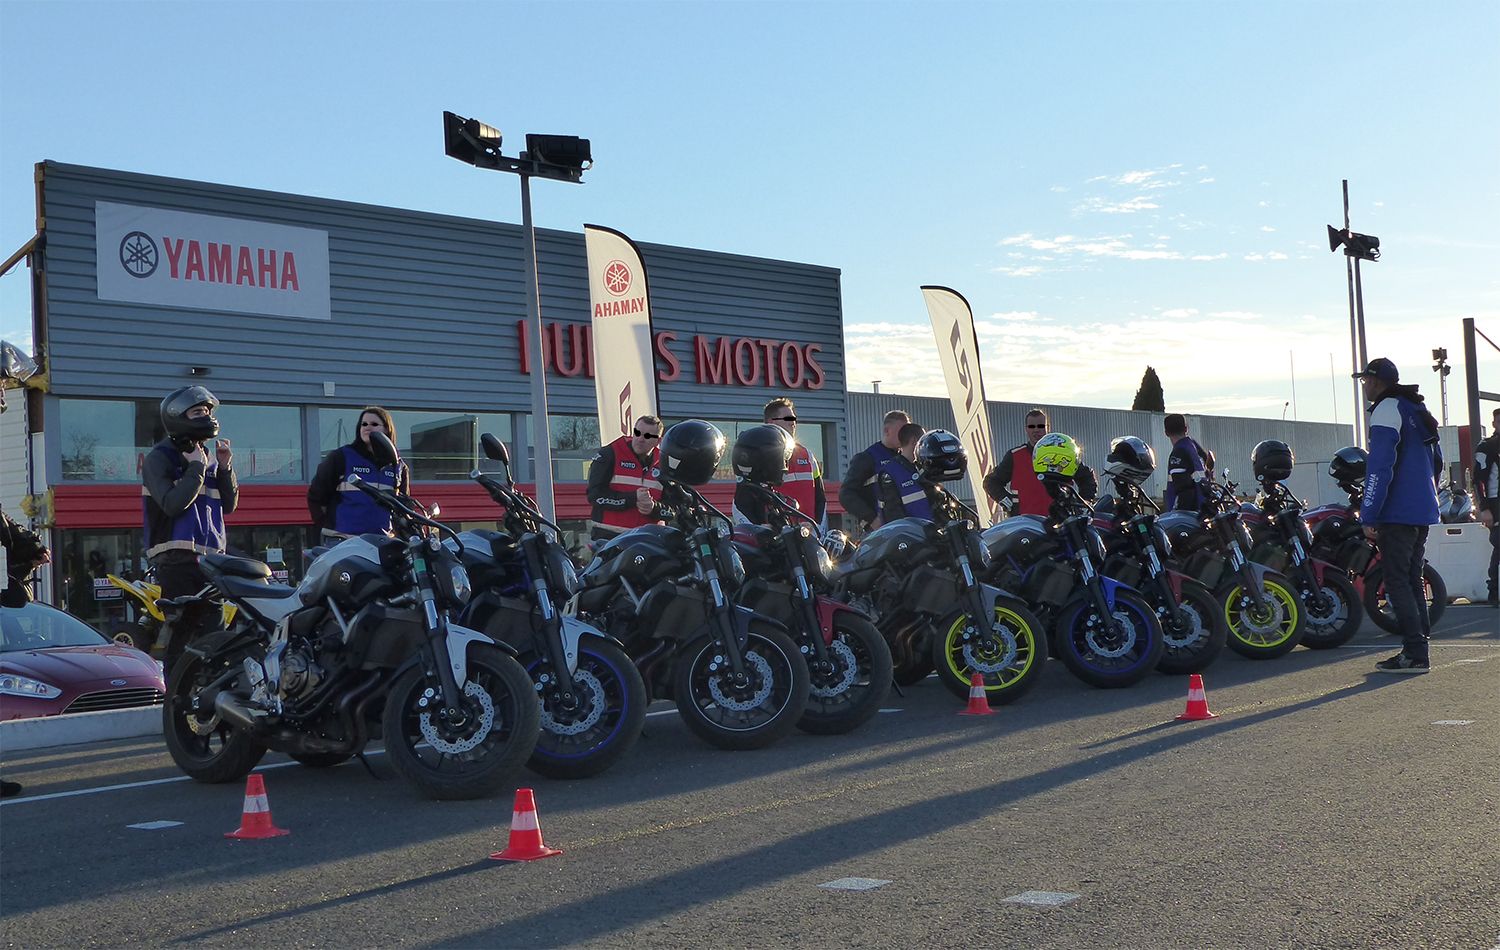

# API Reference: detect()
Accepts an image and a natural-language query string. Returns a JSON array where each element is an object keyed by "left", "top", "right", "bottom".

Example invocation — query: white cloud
[
  {"left": 1161, "top": 308, "right": 1200, "bottom": 319},
  {"left": 1049, "top": 185, "right": 1069, "bottom": 193},
  {"left": 1260, "top": 226, "right": 1276, "bottom": 232},
  {"left": 995, "top": 265, "right": 1044, "bottom": 278},
  {"left": 1268, "top": 251, "right": 1288, "bottom": 260},
  {"left": 1076, "top": 195, "right": 1160, "bottom": 214},
  {"left": 1198, "top": 177, "right": 1215, "bottom": 184}
]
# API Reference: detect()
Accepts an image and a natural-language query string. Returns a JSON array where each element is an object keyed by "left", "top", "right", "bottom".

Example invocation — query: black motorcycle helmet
[
  {"left": 1328, "top": 445, "right": 1367, "bottom": 487},
  {"left": 658, "top": 419, "right": 726, "bottom": 486},
  {"left": 160, "top": 385, "right": 220, "bottom": 444},
  {"left": 1104, "top": 436, "right": 1156, "bottom": 484},
  {"left": 732, "top": 424, "right": 793, "bottom": 485},
  {"left": 914, "top": 429, "right": 966, "bottom": 482},
  {"left": 1251, "top": 439, "right": 1295, "bottom": 483}
]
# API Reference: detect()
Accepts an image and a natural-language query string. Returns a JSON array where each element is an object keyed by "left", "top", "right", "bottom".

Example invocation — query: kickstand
[
  {"left": 889, "top": 678, "right": 906, "bottom": 699},
  {"left": 356, "top": 751, "right": 381, "bottom": 780}
]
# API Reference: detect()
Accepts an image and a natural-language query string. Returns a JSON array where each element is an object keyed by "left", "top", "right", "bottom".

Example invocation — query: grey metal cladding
[{"left": 38, "top": 161, "right": 846, "bottom": 430}]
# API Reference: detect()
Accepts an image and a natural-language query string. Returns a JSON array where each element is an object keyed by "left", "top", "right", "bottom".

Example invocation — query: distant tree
[{"left": 1131, "top": 366, "right": 1166, "bottom": 412}]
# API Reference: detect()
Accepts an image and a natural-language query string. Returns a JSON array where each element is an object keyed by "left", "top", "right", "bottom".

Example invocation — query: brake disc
[
  {"left": 540, "top": 668, "right": 606, "bottom": 736},
  {"left": 418, "top": 681, "right": 496, "bottom": 754},
  {"left": 809, "top": 639, "right": 859, "bottom": 698},
  {"left": 1162, "top": 604, "right": 1206, "bottom": 649},
  {"left": 1084, "top": 610, "right": 1139, "bottom": 658},
  {"left": 1239, "top": 594, "right": 1287, "bottom": 635},
  {"left": 707, "top": 650, "right": 775, "bottom": 711},
  {"left": 964, "top": 621, "right": 1019, "bottom": 672}
]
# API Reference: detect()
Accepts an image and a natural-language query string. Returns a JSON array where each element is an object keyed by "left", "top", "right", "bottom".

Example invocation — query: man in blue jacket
[{"left": 1355, "top": 358, "right": 1442, "bottom": 673}]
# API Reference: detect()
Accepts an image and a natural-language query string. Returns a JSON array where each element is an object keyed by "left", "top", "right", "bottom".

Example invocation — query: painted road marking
[
  {"left": 1003, "top": 891, "right": 1081, "bottom": 907},
  {"left": 645, "top": 708, "right": 679, "bottom": 719},
  {"left": 820, "top": 877, "right": 892, "bottom": 891},
  {"left": 128, "top": 820, "right": 184, "bottom": 830},
  {"left": 1432, "top": 720, "right": 1476, "bottom": 725},
  {"left": 878, "top": 708, "right": 903, "bottom": 714}
]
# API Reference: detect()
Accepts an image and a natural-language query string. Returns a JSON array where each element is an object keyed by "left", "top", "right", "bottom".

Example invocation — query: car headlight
[{"left": 0, "top": 673, "right": 62, "bottom": 700}]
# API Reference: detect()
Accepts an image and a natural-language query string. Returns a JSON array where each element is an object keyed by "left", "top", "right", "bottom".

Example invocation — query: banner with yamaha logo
[
  {"left": 921, "top": 285, "right": 1000, "bottom": 527},
  {"left": 94, "top": 201, "right": 331, "bottom": 320},
  {"left": 584, "top": 224, "right": 659, "bottom": 439}
]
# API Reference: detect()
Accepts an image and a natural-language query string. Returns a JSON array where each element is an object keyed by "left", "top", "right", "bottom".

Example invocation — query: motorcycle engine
[{"left": 279, "top": 647, "right": 326, "bottom": 701}]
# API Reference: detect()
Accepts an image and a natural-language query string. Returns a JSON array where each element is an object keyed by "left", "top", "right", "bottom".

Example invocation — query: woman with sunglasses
[
  {"left": 307, "top": 405, "right": 412, "bottom": 541},
  {"left": 586, "top": 414, "right": 664, "bottom": 545}
]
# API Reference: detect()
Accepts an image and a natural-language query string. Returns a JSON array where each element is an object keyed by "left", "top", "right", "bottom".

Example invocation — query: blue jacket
[
  {"left": 869, "top": 444, "right": 933, "bottom": 521},
  {"left": 1361, "top": 390, "right": 1441, "bottom": 526}
]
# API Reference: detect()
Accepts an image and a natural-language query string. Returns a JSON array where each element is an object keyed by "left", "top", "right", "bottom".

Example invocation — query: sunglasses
[
  {"left": 360, "top": 421, "right": 385, "bottom": 428},
  {"left": 633, "top": 429, "right": 660, "bottom": 440},
  {"left": 773, "top": 415, "right": 798, "bottom": 422},
  {"left": 1026, "top": 424, "right": 1048, "bottom": 430}
]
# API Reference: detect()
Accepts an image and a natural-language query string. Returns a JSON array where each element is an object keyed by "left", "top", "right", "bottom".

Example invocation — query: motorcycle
[
  {"left": 573, "top": 481, "right": 809, "bottom": 751},
  {"left": 1305, "top": 477, "right": 1448, "bottom": 635},
  {"left": 1156, "top": 476, "right": 1306, "bottom": 659},
  {"left": 731, "top": 481, "right": 891, "bottom": 735},
  {"left": 162, "top": 431, "right": 540, "bottom": 800},
  {"left": 834, "top": 485, "right": 1047, "bottom": 706},
  {"left": 1243, "top": 480, "right": 1364, "bottom": 649},
  {"left": 453, "top": 434, "right": 647, "bottom": 779},
  {"left": 106, "top": 573, "right": 236, "bottom": 654},
  {"left": 1094, "top": 480, "right": 1227, "bottom": 675},
  {"left": 983, "top": 479, "right": 1165, "bottom": 688}
]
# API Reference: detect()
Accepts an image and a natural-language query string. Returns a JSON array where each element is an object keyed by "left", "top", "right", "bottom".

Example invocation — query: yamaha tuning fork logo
[{"left": 119, "top": 231, "right": 159, "bottom": 278}]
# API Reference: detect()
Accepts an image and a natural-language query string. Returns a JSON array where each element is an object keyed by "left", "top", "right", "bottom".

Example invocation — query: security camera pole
[
  {"left": 1327, "top": 180, "right": 1380, "bottom": 449},
  {"left": 443, "top": 112, "right": 592, "bottom": 523}
]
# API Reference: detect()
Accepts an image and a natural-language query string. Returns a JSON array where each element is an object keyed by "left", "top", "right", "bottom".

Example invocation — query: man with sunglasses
[
  {"left": 587, "top": 415, "right": 664, "bottom": 544},
  {"left": 984, "top": 408, "right": 1096, "bottom": 516},
  {"left": 748, "top": 397, "right": 827, "bottom": 529}
]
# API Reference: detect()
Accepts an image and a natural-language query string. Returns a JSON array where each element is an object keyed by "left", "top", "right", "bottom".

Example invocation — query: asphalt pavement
[{"left": 1, "top": 606, "right": 1496, "bottom": 949}]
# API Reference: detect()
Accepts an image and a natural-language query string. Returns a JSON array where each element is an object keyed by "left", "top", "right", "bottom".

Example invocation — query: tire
[
  {"left": 672, "top": 624, "right": 810, "bottom": 751},
  {"left": 525, "top": 637, "right": 648, "bottom": 780},
  {"left": 289, "top": 752, "right": 354, "bottom": 768},
  {"left": 797, "top": 614, "right": 892, "bottom": 735},
  {"left": 1297, "top": 567, "right": 1364, "bottom": 649},
  {"left": 162, "top": 648, "right": 267, "bottom": 784},
  {"left": 1217, "top": 571, "right": 1305, "bottom": 659},
  {"left": 1154, "top": 579, "right": 1229, "bottom": 675},
  {"left": 1052, "top": 589, "right": 1165, "bottom": 688},
  {"left": 381, "top": 643, "right": 540, "bottom": 801},
  {"left": 1363, "top": 563, "right": 1448, "bottom": 635},
  {"left": 931, "top": 596, "right": 1047, "bottom": 704}
]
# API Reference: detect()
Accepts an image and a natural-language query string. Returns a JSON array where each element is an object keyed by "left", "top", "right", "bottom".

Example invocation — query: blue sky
[{"left": 2, "top": 1, "right": 1497, "bottom": 426}]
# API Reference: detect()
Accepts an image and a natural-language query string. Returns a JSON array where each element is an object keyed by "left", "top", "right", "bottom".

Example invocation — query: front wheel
[
  {"left": 1218, "top": 571, "right": 1305, "bottom": 659},
  {"left": 672, "top": 624, "right": 810, "bottom": 750},
  {"left": 931, "top": 597, "right": 1047, "bottom": 704},
  {"left": 382, "top": 643, "right": 540, "bottom": 800},
  {"left": 162, "top": 648, "right": 267, "bottom": 784},
  {"left": 525, "top": 637, "right": 647, "bottom": 780},
  {"left": 1052, "top": 589, "right": 1165, "bottom": 688},
  {"left": 1154, "top": 579, "right": 1229, "bottom": 675},
  {"left": 797, "top": 614, "right": 892, "bottom": 736},
  {"left": 1298, "top": 568, "right": 1364, "bottom": 649},
  {"left": 1363, "top": 563, "right": 1447, "bottom": 635}
]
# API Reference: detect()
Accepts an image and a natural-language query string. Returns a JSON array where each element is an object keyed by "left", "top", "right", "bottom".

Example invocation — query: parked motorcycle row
[{"left": 157, "top": 425, "right": 1446, "bottom": 801}]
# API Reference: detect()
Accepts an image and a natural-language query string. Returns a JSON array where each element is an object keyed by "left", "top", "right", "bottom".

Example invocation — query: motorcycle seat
[
  {"left": 200, "top": 553, "right": 272, "bottom": 579},
  {"left": 212, "top": 573, "right": 298, "bottom": 602}
]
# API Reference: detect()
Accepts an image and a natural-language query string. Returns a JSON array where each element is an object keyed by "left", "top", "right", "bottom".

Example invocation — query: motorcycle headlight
[
  {"left": 965, "top": 532, "right": 992, "bottom": 572},
  {"left": 719, "top": 541, "right": 747, "bottom": 589},
  {"left": 814, "top": 545, "right": 833, "bottom": 581},
  {"left": 547, "top": 546, "right": 580, "bottom": 597},
  {"left": 0, "top": 673, "right": 62, "bottom": 700},
  {"left": 447, "top": 563, "right": 473, "bottom": 607},
  {"left": 1152, "top": 525, "right": 1174, "bottom": 559}
]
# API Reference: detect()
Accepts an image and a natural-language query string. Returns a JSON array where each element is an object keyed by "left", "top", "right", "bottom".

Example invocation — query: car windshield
[{"left": 0, "top": 602, "right": 110, "bottom": 652}]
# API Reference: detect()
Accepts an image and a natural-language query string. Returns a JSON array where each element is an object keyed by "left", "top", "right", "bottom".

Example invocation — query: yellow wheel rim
[
  {"left": 942, "top": 607, "right": 1039, "bottom": 690},
  {"left": 1223, "top": 581, "right": 1300, "bottom": 648}
]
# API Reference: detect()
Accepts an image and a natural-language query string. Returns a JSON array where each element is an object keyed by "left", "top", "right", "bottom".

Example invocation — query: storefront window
[
  {"left": 517, "top": 414, "right": 601, "bottom": 482},
  {"left": 697, "top": 420, "right": 827, "bottom": 482},
  {"left": 318, "top": 408, "right": 513, "bottom": 481},
  {"left": 59, "top": 399, "right": 302, "bottom": 482}
]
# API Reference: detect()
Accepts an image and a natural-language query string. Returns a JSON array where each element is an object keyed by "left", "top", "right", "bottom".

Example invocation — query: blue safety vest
[
  {"left": 870, "top": 444, "right": 933, "bottom": 520},
  {"left": 334, "top": 445, "right": 402, "bottom": 535},
  {"left": 142, "top": 444, "right": 228, "bottom": 559}
]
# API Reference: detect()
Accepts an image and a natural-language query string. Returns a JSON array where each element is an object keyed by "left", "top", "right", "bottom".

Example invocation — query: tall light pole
[
  {"left": 443, "top": 112, "right": 591, "bottom": 522},
  {"left": 1432, "top": 347, "right": 1452, "bottom": 426},
  {"left": 1327, "top": 181, "right": 1380, "bottom": 448}
]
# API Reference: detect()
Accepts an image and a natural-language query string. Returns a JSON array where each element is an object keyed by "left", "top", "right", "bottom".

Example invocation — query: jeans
[
  {"left": 1376, "top": 524, "right": 1431, "bottom": 662},
  {"left": 1485, "top": 501, "right": 1499, "bottom": 598}
]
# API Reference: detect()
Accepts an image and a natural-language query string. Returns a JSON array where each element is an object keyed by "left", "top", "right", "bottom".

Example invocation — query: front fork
[
  {"left": 412, "top": 548, "right": 467, "bottom": 720},
  {"left": 522, "top": 541, "right": 580, "bottom": 701},
  {"left": 791, "top": 566, "right": 832, "bottom": 666},
  {"left": 1142, "top": 542, "right": 1188, "bottom": 628},
  {"left": 706, "top": 566, "right": 751, "bottom": 678}
]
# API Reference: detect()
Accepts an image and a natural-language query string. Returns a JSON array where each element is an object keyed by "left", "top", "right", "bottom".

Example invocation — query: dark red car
[{"left": 0, "top": 601, "right": 165, "bottom": 721}]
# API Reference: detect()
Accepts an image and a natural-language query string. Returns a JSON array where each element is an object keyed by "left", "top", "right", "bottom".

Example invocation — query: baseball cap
[{"left": 1352, "top": 357, "right": 1399, "bottom": 384}]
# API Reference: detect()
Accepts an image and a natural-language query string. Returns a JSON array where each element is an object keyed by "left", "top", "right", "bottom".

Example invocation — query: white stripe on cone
[
  {"left": 512, "top": 810, "right": 540, "bottom": 832},
  {"left": 1187, "top": 688, "right": 1206, "bottom": 701},
  {"left": 243, "top": 795, "right": 269, "bottom": 814}
]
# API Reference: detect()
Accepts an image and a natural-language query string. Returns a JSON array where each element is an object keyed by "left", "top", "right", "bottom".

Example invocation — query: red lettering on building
[
  {"left": 732, "top": 338, "right": 761, "bottom": 386},
  {"left": 779, "top": 342, "right": 805, "bottom": 388},
  {"left": 162, "top": 238, "right": 185, "bottom": 279},
  {"left": 236, "top": 246, "right": 255, "bottom": 285},
  {"left": 695, "top": 335, "right": 733, "bottom": 385},
  {"left": 280, "top": 252, "right": 300, "bottom": 292},
  {"left": 257, "top": 249, "right": 278, "bottom": 289},
  {"left": 206, "top": 242, "right": 233, "bottom": 283},
  {"left": 550, "top": 322, "right": 588, "bottom": 377},
  {"left": 655, "top": 331, "right": 681, "bottom": 382},
  {"left": 804, "top": 344, "right": 826, "bottom": 390},
  {"left": 183, "top": 242, "right": 206, "bottom": 282}
]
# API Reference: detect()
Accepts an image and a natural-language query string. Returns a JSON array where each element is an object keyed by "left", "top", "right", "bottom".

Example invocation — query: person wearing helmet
[
  {"left": 585, "top": 415, "right": 664, "bottom": 545},
  {"left": 876, "top": 423, "right": 935, "bottom": 520},
  {"left": 758, "top": 397, "right": 827, "bottom": 529},
  {"left": 984, "top": 409, "right": 1097, "bottom": 517},
  {"left": 1354, "top": 357, "right": 1442, "bottom": 673},
  {"left": 306, "top": 406, "right": 412, "bottom": 542},
  {"left": 141, "top": 385, "right": 238, "bottom": 676},
  {"left": 1104, "top": 436, "right": 1157, "bottom": 488},
  {"left": 840, "top": 409, "right": 911, "bottom": 531},
  {"left": 1474, "top": 406, "right": 1499, "bottom": 605},
  {"left": 1164, "top": 413, "right": 1214, "bottom": 512},
  {"left": 731, "top": 424, "right": 795, "bottom": 525},
  {"left": 1031, "top": 432, "right": 1092, "bottom": 514}
]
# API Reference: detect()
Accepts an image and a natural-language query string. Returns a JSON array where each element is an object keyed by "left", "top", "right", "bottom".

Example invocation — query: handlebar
[
  {"left": 738, "top": 480, "right": 821, "bottom": 529},
  {"left": 348, "top": 475, "right": 462, "bottom": 549},
  {"left": 470, "top": 470, "right": 565, "bottom": 538}
]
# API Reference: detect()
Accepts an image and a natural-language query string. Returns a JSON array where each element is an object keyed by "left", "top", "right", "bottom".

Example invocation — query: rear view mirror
[
  {"left": 480, "top": 432, "right": 510, "bottom": 466},
  {"left": 368, "top": 430, "right": 400, "bottom": 467}
]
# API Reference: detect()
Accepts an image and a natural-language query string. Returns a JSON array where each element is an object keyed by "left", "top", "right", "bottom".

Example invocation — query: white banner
[
  {"left": 584, "top": 224, "right": 658, "bottom": 440},
  {"left": 922, "top": 285, "right": 999, "bottom": 527},
  {"left": 95, "top": 201, "right": 331, "bottom": 320}
]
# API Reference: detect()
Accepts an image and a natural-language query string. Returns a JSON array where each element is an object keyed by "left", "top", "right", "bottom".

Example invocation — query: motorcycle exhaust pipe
[{"left": 213, "top": 691, "right": 268, "bottom": 733}]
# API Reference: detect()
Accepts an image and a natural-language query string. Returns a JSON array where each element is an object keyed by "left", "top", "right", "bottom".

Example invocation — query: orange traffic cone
[
  {"left": 225, "top": 773, "right": 289, "bottom": 839},
  {"left": 1175, "top": 673, "right": 1218, "bottom": 721},
  {"left": 489, "top": 788, "right": 563, "bottom": 861},
  {"left": 958, "top": 672, "right": 996, "bottom": 716}
]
